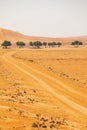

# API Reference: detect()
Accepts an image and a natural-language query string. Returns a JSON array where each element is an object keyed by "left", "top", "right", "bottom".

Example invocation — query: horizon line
[{"left": 0, "top": 27, "right": 87, "bottom": 39}]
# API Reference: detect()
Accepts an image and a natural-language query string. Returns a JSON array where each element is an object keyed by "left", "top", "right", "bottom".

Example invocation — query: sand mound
[{"left": 0, "top": 28, "right": 87, "bottom": 45}]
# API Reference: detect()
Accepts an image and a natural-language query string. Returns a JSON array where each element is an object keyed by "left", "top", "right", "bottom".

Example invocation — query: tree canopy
[
  {"left": 71, "top": 40, "right": 83, "bottom": 47},
  {"left": 29, "top": 41, "right": 42, "bottom": 48},
  {"left": 43, "top": 42, "right": 47, "bottom": 48},
  {"left": 48, "top": 42, "right": 62, "bottom": 47},
  {"left": 1, "top": 40, "right": 12, "bottom": 48},
  {"left": 16, "top": 41, "right": 25, "bottom": 48},
  {"left": 56, "top": 42, "right": 62, "bottom": 47}
]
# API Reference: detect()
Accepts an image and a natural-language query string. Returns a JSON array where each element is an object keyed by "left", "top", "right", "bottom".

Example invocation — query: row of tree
[
  {"left": 30, "top": 41, "right": 62, "bottom": 48},
  {"left": 1, "top": 40, "right": 83, "bottom": 49}
]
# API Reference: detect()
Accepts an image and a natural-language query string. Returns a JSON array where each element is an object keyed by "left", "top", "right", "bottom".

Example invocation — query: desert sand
[
  {"left": 0, "top": 28, "right": 87, "bottom": 45},
  {"left": 0, "top": 46, "right": 87, "bottom": 130}
]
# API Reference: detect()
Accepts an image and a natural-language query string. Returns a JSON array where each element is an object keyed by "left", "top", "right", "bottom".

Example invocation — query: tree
[
  {"left": 71, "top": 40, "right": 83, "bottom": 47},
  {"left": 48, "top": 42, "right": 52, "bottom": 48},
  {"left": 48, "top": 42, "right": 57, "bottom": 48},
  {"left": 56, "top": 42, "right": 62, "bottom": 47},
  {"left": 1, "top": 40, "right": 12, "bottom": 48},
  {"left": 79, "top": 41, "right": 83, "bottom": 45},
  {"left": 34, "top": 41, "right": 42, "bottom": 48},
  {"left": 52, "top": 42, "right": 57, "bottom": 47},
  {"left": 29, "top": 41, "right": 34, "bottom": 47},
  {"left": 43, "top": 42, "right": 47, "bottom": 48},
  {"left": 16, "top": 41, "right": 25, "bottom": 48}
]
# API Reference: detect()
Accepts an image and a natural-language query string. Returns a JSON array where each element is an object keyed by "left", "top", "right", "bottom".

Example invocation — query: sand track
[{"left": 2, "top": 50, "right": 87, "bottom": 116}]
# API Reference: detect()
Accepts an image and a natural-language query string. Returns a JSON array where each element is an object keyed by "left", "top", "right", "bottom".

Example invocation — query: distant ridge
[{"left": 0, "top": 28, "right": 87, "bottom": 45}]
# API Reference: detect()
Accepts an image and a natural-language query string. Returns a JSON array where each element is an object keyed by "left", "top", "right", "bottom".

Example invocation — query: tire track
[{"left": 2, "top": 51, "right": 87, "bottom": 116}]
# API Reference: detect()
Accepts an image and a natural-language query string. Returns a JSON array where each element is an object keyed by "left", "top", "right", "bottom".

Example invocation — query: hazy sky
[{"left": 0, "top": 0, "right": 87, "bottom": 37}]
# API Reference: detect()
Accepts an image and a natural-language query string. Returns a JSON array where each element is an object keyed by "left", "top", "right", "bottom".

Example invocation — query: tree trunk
[{"left": 5, "top": 46, "right": 7, "bottom": 49}]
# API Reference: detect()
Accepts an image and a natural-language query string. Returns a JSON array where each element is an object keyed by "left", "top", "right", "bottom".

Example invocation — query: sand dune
[{"left": 0, "top": 28, "right": 87, "bottom": 45}]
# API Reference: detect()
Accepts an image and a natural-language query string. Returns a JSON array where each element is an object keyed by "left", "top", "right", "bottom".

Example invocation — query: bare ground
[{"left": 0, "top": 47, "right": 87, "bottom": 130}]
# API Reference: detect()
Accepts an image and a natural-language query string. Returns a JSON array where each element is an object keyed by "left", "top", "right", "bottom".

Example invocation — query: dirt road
[
  {"left": 0, "top": 49, "right": 87, "bottom": 130},
  {"left": 2, "top": 50, "right": 87, "bottom": 115}
]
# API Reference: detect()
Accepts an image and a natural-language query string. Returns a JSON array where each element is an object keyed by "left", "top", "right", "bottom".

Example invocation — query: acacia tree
[
  {"left": 48, "top": 42, "right": 58, "bottom": 48},
  {"left": 1, "top": 40, "right": 12, "bottom": 49},
  {"left": 56, "top": 42, "right": 62, "bottom": 47},
  {"left": 52, "top": 42, "right": 57, "bottom": 47},
  {"left": 29, "top": 41, "right": 34, "bottom": 47},
  {"left": 43, "top": 42, "right": 47, "bottom": 48},
  {"left": 71, "top": 40, "right": 83, "bottom": 47},
  {"left": 48, "top": 42, "right": 52, "bottom": 48},
  {"left": 16, "top": 41, "right": 25, "bottom": 48},
  {"left": 29, "top": 41, "right": 42, "bottom": 48},
  {"left": 34, "top": 41, "right": 42, "bottom": 48}
]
